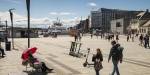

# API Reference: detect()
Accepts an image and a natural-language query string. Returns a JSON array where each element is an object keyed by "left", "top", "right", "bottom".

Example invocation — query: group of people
[
  {"left": 127, "top": 33, "right": 150, "bottom": 49},
  {"left": 139, "top": 34, "right": 150, "bottom": 48},
  {"left": 90, "top": 33, "right": 120, "bottom": 42},
  {"left": 92, "top": 40, "right": 123, "bottom": 75},
  {"left": 126, "top": 34, "right": 136, "bottom": 42},
  {"left": 104, "top": 34, "right": 119, "bottom": 42},
  {"left": 74, "top": 32, "right": 82, "bottom": 41}
]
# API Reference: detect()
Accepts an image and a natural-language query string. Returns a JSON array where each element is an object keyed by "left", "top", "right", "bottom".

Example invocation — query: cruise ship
[{"left": 48, "top": 18, "right": 68, "bottom": 35}]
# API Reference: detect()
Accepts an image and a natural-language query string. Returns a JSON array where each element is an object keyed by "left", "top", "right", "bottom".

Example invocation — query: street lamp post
[
  {"left": 9, "top": 8, "right": 15, "bottom": 49},
  {"left": 5, "top": 20, "right": 8, "bottom": 42},
  {"left": 26, "top": 0, "right": 30, "bottom": 48}
]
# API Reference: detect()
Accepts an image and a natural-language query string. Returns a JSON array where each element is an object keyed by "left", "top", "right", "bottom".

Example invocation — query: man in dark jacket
[
  {"left": 108, "top": 40, "right": 123, "bottom": 75},
  {"left": 144, "top": 34, "right": 149, "bottom": 48},
  {"left": 139, "top": 34, "right": 143, "bottom": 46}
]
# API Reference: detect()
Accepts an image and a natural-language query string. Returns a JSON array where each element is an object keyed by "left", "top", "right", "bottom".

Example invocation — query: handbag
[{"left": 94, "top": 59, "right": 103, "bottom": 71}]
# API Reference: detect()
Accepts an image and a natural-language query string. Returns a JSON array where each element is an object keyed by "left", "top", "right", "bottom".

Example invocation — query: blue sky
[
  {"left": 0, "top": 0, "right": 150, "bottom": 27},
  {"left": 0, "top": 0, "right": 150, "bottom": 19}
]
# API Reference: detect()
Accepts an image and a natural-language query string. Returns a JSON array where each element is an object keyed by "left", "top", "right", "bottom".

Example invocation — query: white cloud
[
  {"left": 0, "top": 11, "right": 51, "bottom": 27},
  {"left": 0, "top": 11, "right": 81, "bottom": 27},
  {"left": 60, "top": 12, "right": 74, "bottom": 15},
  {"left": 49, "top": 12, "right": 74, "bottom": 16},
  {"left": 4, "top": 0, "right": 21, "bottom": 4},
  {"left": 61, "top": 17, "right": 87, "bottom": 27},
  {"left": 49, "top": 12, "right": 58, "bottom": 15},
  {"left": 88, "top": 2, "right": 97, "bottom": 7}
]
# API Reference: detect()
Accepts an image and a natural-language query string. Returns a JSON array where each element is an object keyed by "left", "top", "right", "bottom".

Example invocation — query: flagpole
[
  {"left": 9, "top": 8, "right": 15, "bottom": 49},
  {"left": 26, "top": 0, "right": 30, "bottom": 48}
]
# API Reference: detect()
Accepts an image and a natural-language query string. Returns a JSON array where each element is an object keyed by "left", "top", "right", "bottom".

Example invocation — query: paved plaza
[{"left": 0, "top": 35, "right": 150, "bottom": 75}]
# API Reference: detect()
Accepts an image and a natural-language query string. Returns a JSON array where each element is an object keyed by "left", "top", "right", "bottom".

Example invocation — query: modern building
[
  {"left": 91, "top": 8, "right": 141, "bottom": 32},
  {"left": 75, "top": 18, "right": 90, "bottom": 33},
  {"left": 91, "top": 11, "right": 102, "bottom": 29},
  {"left": 111, "top": 18, "right": 130, "bottom": 34}
]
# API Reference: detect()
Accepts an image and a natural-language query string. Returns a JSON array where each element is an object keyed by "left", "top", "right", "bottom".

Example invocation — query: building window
[
  {"left": 144, "top": 29, "right": 146, "bottom": 33},
  {"left": 116, "top": 22, "right": 121, "bottom": 27}
]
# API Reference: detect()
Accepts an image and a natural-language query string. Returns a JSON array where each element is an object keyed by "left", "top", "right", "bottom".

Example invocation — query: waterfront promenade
[{"left": 0, "top": 35, "right": 150, "bottom": 75}]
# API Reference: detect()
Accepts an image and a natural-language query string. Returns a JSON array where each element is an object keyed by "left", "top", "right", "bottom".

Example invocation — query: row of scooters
[{"left": 69, "top": 41, "right": 94, "bottom": 67}]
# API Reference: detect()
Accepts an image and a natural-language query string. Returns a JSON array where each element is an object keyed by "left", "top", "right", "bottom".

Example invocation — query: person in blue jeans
[{"left": 108, "top": 40, "right": 123, "bottom": 75}]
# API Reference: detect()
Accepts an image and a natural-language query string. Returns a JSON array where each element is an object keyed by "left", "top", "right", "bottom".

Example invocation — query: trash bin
[{"left": 5, "top": 41, "right": 11, "bottom": 51}]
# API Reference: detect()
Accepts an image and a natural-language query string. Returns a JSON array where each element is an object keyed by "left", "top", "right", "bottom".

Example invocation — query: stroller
[{"left": 21, "top": 47, "right": 53, "bottom": 72}]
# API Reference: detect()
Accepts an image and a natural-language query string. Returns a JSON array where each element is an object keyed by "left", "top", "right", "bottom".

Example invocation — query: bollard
[{"left": 5, "top": 41, "right": 11, "bottom": 51}]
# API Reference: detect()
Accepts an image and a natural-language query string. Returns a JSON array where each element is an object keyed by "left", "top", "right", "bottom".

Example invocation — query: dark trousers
[
  {"left": 144, "top": 41, "right": 149, "bottom": 48},
  {"left": 0, "top": 48, "right": 5, "bottom": 56},
  {"left": 95, "top": 70, "right": 99, "bottom": 75},
  {"left": 112, "top": 60, "right": 120, "bottom": 75}
]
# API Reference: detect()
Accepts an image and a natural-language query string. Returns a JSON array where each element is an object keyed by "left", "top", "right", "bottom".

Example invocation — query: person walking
[
  {"left": 92, "top": 48, "right": 103, "bottom": 75},
  {"left": 74, "top": 35, "right": 78, "bottom": 41},
  {"left": 96, "top": 32, "right": 99, "bottom": 39},
  {"left": 91, "top": 34, "right": 93, "bottom": 39},
  {"left": 144, "top": 34, "right": 149, "bottom": 48},
  {"left": 0, "top": 47, "right": 6, "bottom": 58},
  {"left": 146, "top": 35, "right": 150, "bottom": 48},
  {"left": 131, "top": 34, "right": 134, "bottom": 42},
  {"left": 127, "top": 35, "right": 129, "bottom": 42},
  {"left": 108, "top": 40, "right": 124, "bottom": 75},
  {"left": 139, "top": 34, "right": 144, "bottom": 46},
  {"left": 116, "top": 34, "right": 119, "bottom": 42}
]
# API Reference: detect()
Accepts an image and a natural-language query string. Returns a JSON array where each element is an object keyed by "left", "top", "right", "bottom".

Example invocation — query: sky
[{"left": 0, "top": 0, "right": 150, "bottom": 27}]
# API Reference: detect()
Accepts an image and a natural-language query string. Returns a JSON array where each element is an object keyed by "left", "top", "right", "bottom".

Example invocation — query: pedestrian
[
  {"left": 0, "top": 47, "right": 6, "bottom": 58},
  {"left": 116, "top": 34, "right": 119, "bottom": 42},
  {"left": 108, "top": 40, "right": 124, "bottom": 75},
  {"left": 146, "top": 35, "right": 150, "bottom": 48},
  {"left": 74, "top": 35, "right": 78, "bottom": 41},
  {"left": 127, "top": 35, "right": 129, "bottom": 42},
  {"left": 0, "top": 41, "right": 6, "bottom": 58},
  {"left": 91, "top": 34, "right": 93, "bottom": 39},
  {"left": 79, "top": 34, "right": 82, "bottom": 41},
  {"left": 108, "top": 35, "right": 111, "bottom": 41},
  {"left": 131, "top": 34, "right": 134, "bottom": 42},
  {"left": 92, "top": 48, "right": 103, "bottom": 75},
  {"left": 136, "top": 33, "right": 139, "bottom": 37},
  {"left": 139, "top": 34, "right": 144, "bottom": 46},
  {"left": 96, "top": 33, "right": 99, "bottom": 39},
  {"left": 112, "top": 34, "right": 114, "bottom": 40},
  {"left": 100, "top": 33, "right": 103, "bottom": 39},
  {"left": 144, "top": 34, "right": 149, "bottom": 48}
]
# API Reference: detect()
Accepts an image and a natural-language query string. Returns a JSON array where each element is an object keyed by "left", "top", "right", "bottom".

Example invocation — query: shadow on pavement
[{"left": 23, "top": 70, "right": 54, "bottom": 75}]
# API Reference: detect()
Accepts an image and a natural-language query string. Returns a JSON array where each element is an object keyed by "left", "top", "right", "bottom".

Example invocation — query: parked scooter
[
  {"left": 83, "top": 48, "right": 94, "bottom": 67},
  {"left": 69, "top": 41, "right": 83, "bottom": 58}
]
